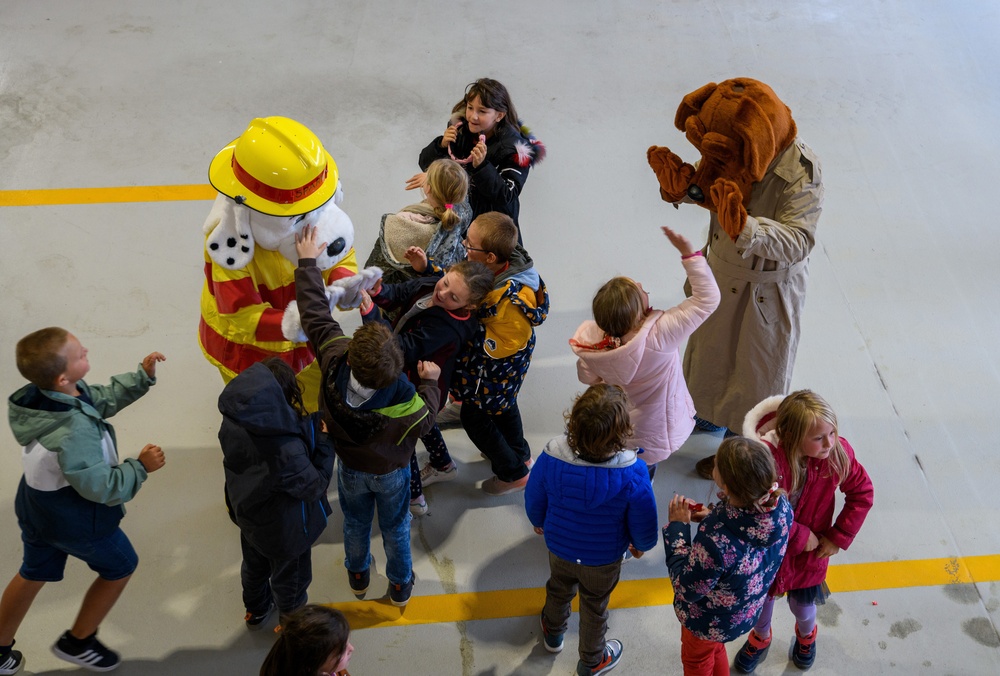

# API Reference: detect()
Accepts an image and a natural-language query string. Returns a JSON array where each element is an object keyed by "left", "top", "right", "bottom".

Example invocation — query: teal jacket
[{"left": 8, "top": 367, "right": 153, "bottom": 540}]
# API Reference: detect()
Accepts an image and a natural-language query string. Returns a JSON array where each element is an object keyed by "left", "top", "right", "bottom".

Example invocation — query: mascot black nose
[
  {"left": 327, "top": 238, "right": 346, "bottom": 257},
  {"left": 687, "top": 185, "right": 705, "bottom": 203}
]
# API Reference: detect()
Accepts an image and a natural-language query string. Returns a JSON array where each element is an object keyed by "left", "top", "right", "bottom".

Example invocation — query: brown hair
[
  {"left": 259, "top": 605, "right": 350, "bottom": 676},
  {"left": 425, "top": 159, "right": 469, "bottom": 230},
  {"left": 715, "top": 436, "right": 783, "bottom": 512},
  {"left": 472, "top": 212, "right": 518, "bottom": 262},
  {"left": 451, "top": 78, "right": 520, "bottom": 135},
  {"left": 447, "top": 260, "right": 494, "bottom": 308},
  {"left": 565, "top": 384, "right": 634, "bottom": 463},
  {"left": 262, "top": 357, "right": 306, "bottom": 417},
  {"left": 347, "top": 322, "right": 404, "bottom": 389},
  {"left": 775, "top": 390, "right": 850, "bottom": 495},
  {"left": 592, "top": 277, "right": 646, "bottom": 338},
  {"left": 16, "top": 327, "right": 70, "bottom": 388}
]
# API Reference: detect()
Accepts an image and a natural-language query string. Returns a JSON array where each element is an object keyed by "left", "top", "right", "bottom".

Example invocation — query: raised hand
[
  {"left": 141, "top": 352, "right": 166, "bottom": 378},
  {"left": 647, "top": 145, "right": 696, "bottom": 203},
  {"left": 295, "top": 224, "right": 328, "bottom": 260},
  {"left": 662, "top": 226, "right": 696, "bottom": 257}
]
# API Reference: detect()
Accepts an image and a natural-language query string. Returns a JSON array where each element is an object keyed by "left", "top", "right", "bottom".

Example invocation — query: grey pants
[{"left": 541, "top": 551, "right": 622, "bottom": 666}]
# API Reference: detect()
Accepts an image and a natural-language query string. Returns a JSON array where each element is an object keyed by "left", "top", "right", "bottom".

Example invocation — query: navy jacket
[{"left": 219, "top": 362, "right": 334, "bottom": 559}]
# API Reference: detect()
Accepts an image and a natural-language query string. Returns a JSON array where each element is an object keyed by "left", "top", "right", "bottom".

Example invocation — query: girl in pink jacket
[
  {"left": 570, "top": 226, "right": 720, "bottom": 478},
  {"left": 735, "top": 390, "right": 874, "bottom": 672}
]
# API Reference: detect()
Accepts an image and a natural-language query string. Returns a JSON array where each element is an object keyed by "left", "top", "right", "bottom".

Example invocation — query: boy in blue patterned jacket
[
  {"left": 664, "top": 436, "right": 792, "bottom": 675},
  {"left": 526, "top": 385, "right": 658, "bottom": 676}
]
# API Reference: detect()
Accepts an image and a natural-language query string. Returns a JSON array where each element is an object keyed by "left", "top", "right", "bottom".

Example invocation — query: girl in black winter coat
[{"left": 219, "top": 359, "right": 335, "bottom": 630}]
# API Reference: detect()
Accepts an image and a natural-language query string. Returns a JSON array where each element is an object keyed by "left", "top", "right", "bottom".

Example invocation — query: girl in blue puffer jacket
[{"left": 525, "top": 384, "right": 658, "bottom": 676}]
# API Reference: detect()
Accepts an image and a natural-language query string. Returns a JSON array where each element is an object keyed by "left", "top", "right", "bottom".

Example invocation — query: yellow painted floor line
[
  {"left": 329, "top": 554, "right": 1000, "bottom": 630},
  {"left": 0, "top": 185, "right": 215, "bottom": 206}
]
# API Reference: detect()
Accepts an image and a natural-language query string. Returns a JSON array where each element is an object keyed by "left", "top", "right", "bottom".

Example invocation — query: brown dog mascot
[{"left": 648, "top": 78, "right": 823, "bottom": 475}]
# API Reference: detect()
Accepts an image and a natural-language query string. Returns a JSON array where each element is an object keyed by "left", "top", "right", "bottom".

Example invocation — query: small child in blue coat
[{"left": 525, "top": 384, "right": 658, "bottom": 676}]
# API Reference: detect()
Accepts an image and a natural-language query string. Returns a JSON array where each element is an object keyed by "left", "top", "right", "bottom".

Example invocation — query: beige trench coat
[{"left": 682, "top": 139, "right": 823, "bottom": 431}]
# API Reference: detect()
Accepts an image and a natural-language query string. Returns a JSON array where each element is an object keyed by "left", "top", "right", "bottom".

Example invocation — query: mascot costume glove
[{"left": 280, "top": 267, "right": 384, "bottom": 343}]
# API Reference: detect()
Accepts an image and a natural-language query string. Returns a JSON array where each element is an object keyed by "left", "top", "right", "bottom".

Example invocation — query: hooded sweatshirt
[
  {"left": 219, "top": 362, "right": 334, "bottom": 559},
  {"left": 664, "top": 496, "right": 793, "bottom": 642},
  {"left": 524, "top": 435, "right": 658, "bottom": 566},
  {"left": 8, "top": 367, "right": 153, "bottom": 542}
]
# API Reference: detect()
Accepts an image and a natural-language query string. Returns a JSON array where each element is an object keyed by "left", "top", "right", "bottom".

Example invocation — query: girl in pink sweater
[
  {"left": 570, "top": 227, "right": 720, "bottom": 479},
  {"left": 735, "top": 390, "right": 874, "bottom": 672}
]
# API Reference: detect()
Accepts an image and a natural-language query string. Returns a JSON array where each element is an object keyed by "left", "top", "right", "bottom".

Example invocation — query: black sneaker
[
  {"left": 52, "top": 631, "right": 120, "bottom": 672},
  {"left": 388, "top": 573, "right": 414, "bottom": 607},
  {"left": 790, "top": 626, "right": 817, "bottom": 670},
  {"left": 0, "top": 645, "right": 24, "bottom": 676},
  {"left": 539, "top": 613, "right": 564, "bottom": 653},
  {"left": 734, "top": 629, "right": 771, "bottom": 672},
  {"left": 576, "top": 639, "right": 623, "bottom": 676},
  {"left": 348, "top": 567, "right": 370, "bottom": 598},
  {"left": 244, "top": 601, "right": 275, "bottom": 630}
]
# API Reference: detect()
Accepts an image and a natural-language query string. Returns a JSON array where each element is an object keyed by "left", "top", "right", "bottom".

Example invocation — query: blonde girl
[
  {"left": 736, "top": 390, "right": 874, "bottom": 672},
  {"left": 366, "top": 159, "right": 472, "bottom": 287}
]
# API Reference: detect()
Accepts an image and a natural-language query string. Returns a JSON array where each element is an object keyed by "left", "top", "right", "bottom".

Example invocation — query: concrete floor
[{"left": 1, "top": 0, "right": 999, "bottom": 674}]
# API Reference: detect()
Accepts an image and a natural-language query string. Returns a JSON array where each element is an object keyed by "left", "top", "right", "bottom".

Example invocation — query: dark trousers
[
  {"left": 542, "top": 551, "right": 622, "bottom": 667},
  {"left": 240, "top": 533, "right": 311, "bottom": 616},
  {"left": 460, "top": 402, "right": 530, "bottom": 482},
  {"left": 410, "top": 423, "right": 453, "bottom": 500}
]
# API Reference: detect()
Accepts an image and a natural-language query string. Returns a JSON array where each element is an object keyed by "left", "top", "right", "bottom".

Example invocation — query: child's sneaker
[
  {"left": 420, "top": 462, "right": 457, "bottom": 486},
  {"left": 410, "top": 495, "right": 428, "bottom": 516},
  {"left": 52, "top": 631, "right": 120, "bottom": 672},
  {"left": 435, "top": 400, "right": 463, "bottom": 428},
  {"left": 348, "top": 565, "right": 371, "bottom": 599},
  {"left": 790, "top": 625, "right": 817, "bottom": 670},
  {"left": 388, "top": 574, "right": 415, "bottom": 607},
  {"left": 734, "top": 628, "right": 771, "bottom": 672},
  {"left": 0, "top": 645, "right": 24, "bottom": 676},
  {"left": 481, "top": 474, "right": 529, "bottom": 496},
  {"left": 244, "top": 600, "right": 276, "bottom": 630},
  {"left": 539, "top": 613, "right": 564, "bottom": 653},
  {"left": 576, "top": 639, "right": 623, "bottom": 676}
]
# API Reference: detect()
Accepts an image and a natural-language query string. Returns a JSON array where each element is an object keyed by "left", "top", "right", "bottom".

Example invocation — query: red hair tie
[
  {"left": 445, "top": 203, "right": 453, "bottom": 209},
  {"left": 569, "top": 335, "right": 621, "bottom": 351}
]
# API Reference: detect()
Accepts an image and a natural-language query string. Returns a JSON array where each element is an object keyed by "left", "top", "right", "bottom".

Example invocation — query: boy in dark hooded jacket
[{"left": 219, "top": 358, "right": 334, "bottom": 630}]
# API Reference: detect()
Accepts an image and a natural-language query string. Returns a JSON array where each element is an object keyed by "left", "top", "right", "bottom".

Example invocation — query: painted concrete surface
[{"left": 1, "top": 0, "right": 999, "bottom": 673}]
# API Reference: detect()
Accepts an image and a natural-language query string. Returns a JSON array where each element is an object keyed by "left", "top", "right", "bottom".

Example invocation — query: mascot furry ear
[{"left": 648, "top": 78, "right": 797, "bottom": 240}]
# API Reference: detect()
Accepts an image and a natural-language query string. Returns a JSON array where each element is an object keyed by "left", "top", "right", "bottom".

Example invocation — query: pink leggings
[{"left": 753, "top": 594, "right": 816, "bottom": 636}]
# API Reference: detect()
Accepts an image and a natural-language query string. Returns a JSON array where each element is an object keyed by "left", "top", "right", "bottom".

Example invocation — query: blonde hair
[
  {"left": 425, "top": 159, "right": 468, "bottom": 230},
  {"left": 16, "top": 327, "right": 70, "bottom": 388},
  {"left": 775, "top": 390, "right": 850, "bottom": 495},
  {"left": 565, "top": 384, "right": 634, "bottom": 463},
  {"left": 715, "top": 436, "right": 784, "bottom": 512},
  {"left": 592, "top": 278, "right": 646, "bottom": 338}
]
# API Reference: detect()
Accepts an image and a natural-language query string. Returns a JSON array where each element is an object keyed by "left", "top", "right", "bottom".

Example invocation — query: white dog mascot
[{"left": 198, "top": 116, "right": 381, "bottom": 408}]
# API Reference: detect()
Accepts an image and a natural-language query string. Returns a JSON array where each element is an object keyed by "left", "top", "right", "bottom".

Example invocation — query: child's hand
[
  {"left": 804, "top": 530, "right": 820, "bottom": 552},
  {"left": 404, "top": 246, "right": 429, "bottom": 273},
  {"left": 358, "top": 290, "right": 374, "bottom": 314},
  {"left": 628, "top": 544, "right": 644, "bottom": 559},
  {"left": 141, "top": 352, "right": 166, "bottom": 378},
  {"left": 321, "top": 420, "right": 328, "bottom": 433},
  {"left": 689, "top": 502, "right": 712, "bottom": 523},
  {"left": 138, "top": 444, "right": 165, "bottom": 473},
  {"left": 295, "top": 224, "right": 328, "bottom": 261},
  {"left": 662, "top": 226, "right": 696, "bottom": 257},
  {"left": 417, "top": 360, "right": 441, "bottom": 381},
  {"left": 533, "top": 526, "right": 544, "bottom": 536},
  {"left": 405, "top": 172, "right": 428, "bottom": 191},
  {"left": 469, "top": 135, "right": 487, "bottom": 168},
  {"left": 814, "top": 536, "right": 841, "bottom": 559},
  {"left": 668, "top": 494, "right": 693, "bottom": 524},
  {"left": 440, "top": 121, "right": 461, "bottom": 148}
]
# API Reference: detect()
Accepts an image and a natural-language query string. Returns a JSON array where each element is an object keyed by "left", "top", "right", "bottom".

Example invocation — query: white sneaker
[
  {"left": 435, "top": 401, "right": 463, "bottom": 428},
  {"left": 409, "top": 496, "right": 428, "bottom": 516},
  {"left": 420, "top": 462, "right": 457, "bottom": 486}
]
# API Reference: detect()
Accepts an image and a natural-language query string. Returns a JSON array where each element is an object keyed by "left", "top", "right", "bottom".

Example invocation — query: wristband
[{"left": 681, "top": 251, "right": 704, "bottom": 260}]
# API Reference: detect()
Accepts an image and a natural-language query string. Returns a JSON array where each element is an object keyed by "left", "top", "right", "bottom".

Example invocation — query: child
[
  {"left": 360, "top": 258, "right": 494, "bottom": 515},
  {"left": 735, "top": 390, "right": 873, "bottom": 672},
  {"left": 219, "top": 358, "right": 335, "bottom": 630},
  {"left": 525, "top": 384, "right": 658, "bottom": 676},
  {"left": 0, "top": 328, "right": 166, "bottom": 673},
  {"left": 664, "top": 436, "right": 793, "bottom": 676},
  {"left": 407, "top": 78, "right": 544, "bottom": 237},
  {"left": 294, "top": 225, "right": 441, "bottom": 607},
  {"left": 367, "top": 158, "right": 472, "bottom": 290},
  {"left": 415, "top": 212, "right": 548, "bottom": 495},
  {"left": 570, "top": 226, "right": 720, "bottom": 479},
  {"left": 260, "top": 605, "right": 353, "bottom": 676}
]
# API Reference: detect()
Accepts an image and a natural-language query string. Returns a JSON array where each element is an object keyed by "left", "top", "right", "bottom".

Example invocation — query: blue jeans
[{"left": 337, "top": 463, "right": 412, "bottom": 585}]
